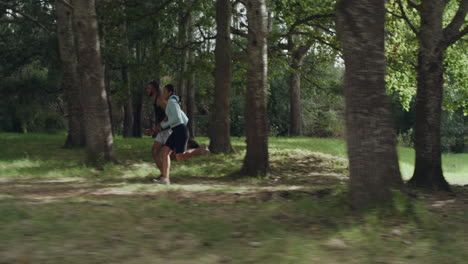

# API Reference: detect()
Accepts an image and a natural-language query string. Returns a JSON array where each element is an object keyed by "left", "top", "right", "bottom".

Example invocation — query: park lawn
[
  {"left": 0, "top": 133, "right": 467, "bottom": 263},
  {"left": 0, "top": 133, "right": 466, "bottom": 184}
]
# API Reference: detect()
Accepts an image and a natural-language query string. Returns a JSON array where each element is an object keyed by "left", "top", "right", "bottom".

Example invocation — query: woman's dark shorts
[{"left": 164, "top": 124, "right": 189, "bottom": 154}]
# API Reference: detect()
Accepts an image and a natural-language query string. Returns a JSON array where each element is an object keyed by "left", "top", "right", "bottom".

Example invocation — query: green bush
[
  {"left": 0, "top": 62, "right": 63, "bottom": 133},
  {"left": 441, "top": 111, "right": 466, "bottom": 153}
]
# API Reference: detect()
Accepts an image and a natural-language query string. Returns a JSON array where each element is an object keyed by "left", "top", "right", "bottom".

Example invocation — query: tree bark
[
  {"left": 209, "top": 0, "right": 234, "bottom": 153},
  {"left": 133, "top": 88, "right": 143, "bottom": 137},
  {"left": 408, "top": 0, "right": 453, "bottom": 190},
  {"left": 177, "top": 6, "right": 190, "bottom": 111},
  {"left": 186, "top": 13, "right": 196, "bottom": 137},
  {"left": 73, "top": 0, "right": 115, "bottom": 163},
  {"left": 121, "top": 15, "right": 133, "bottom": 138},
  {"left": 152, "top": 19, "right": 162, "bottom": 84},
  {"left": 336, "top": 0, "right": 402, "bottom": 207},
  {"left": 104, "top": 62, "right": 114, "bottom": 136},
  {"left": 289, "top": 41, "right": 310, "bottom": 136},
  {"left": 100, "top": 24, "right": 114, "bottom": 137},
  {"left": 242, "top": 0, "right": 269, "bottom": 176},
  {"left": 186, "top": 71, "right": 196, "bottom": 137},
  {"left": 132, "top": 41, "right": 144, "bottom": 138},
  {"left": 56, "top": 0, "right": 86, "bottom": 148},
  {"left": 122, "top": 66, "right": 134, "bottom": 138}
]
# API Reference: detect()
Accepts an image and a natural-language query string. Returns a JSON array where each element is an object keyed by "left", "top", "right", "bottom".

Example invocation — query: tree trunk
[
  {"left": 133, "top": 88, "right": 143, "bottom": 137},
  {"left": 121, "top": 17, "right": 133, "bottom": 138},
  {"left": 289, "top": 42, "right": 310, "bottom": 136},
  {"left": 186, "top": 14, "right": 196, "bottom": 137},
  {"left": 336, "top": 0, "right": 402, "bottom": 207},
  {"left": 209, "top": 0, "right": 233, "bottom": 153},
  {"left": 242, "top": 0, "right": 269, "bottom": 176},
  {"left": 122, "top": 66, "right": 134, "bottom": 138},
  {"left": 100, "top": 24, "right": 114, "bottom": 137},
  {"left": 152, "top": 19, "right": 162, "bottom": 84},
  {"left": 73, "top": 0, "right": 115, "bottom": 163},
  {"left": 177, "top": 7, "right": 190, "bottom": 111},
  {"left": 56, "top": 0, "right": 85, "bottom": 148},
  {"left": 104, "top": 62, "right": 114, "bottom": 136},
  {"left": 409, "top": 0, "right": 450, "bottom": 190},
  {"left": 132, "top": 42, "right": 144, "bottom": 138}
]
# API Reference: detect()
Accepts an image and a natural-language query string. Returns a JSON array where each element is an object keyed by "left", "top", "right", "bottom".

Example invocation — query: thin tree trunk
[
  {"left": 100, "top": 25, "right": 114, "bottom": 137},
  {"left": 209, "top": 0, "right": 233, "bottom": 153},
  {"left": 73, "top": 0, "right": 115, "bottom": 163},
  {"left": 409, "top": 0, "right": 450, "bottom": 190},
  {"left": 242, "top": 0, "right": 269, "bottom": 176},
  {"left": 56, "top": 0, "right": 85, "bottom": 148},
  {"left": 132, "top": 41, "right": 143, "bottom": 137},
  {"left": 186, "top": 14, "right": 196, "bottom": 137},
  {"left": 289, "top": 42, "right": 310, "bottom": 137},
  {"left": 186, "top": 71, "right": 196, "bottom": 137},
  {"left": 177, "top": 6, "right": 190, "bottom": 111},
  {"left": 121, "top": 16, "right": 133, "bottom": 138},
  {"left": 133, "top": 88, "right": 143, "bottom": 137},
  {"left": 104, "top": 62, "right": 114, "bottom": 136},
  {"left": 336, "top": 0, "right": 402, "bottom": 207},
  {"left": 122, "top": 66, "right": 134, "bottom": 138},
  {"left": 152, "top": 19, "right": 162, "bottom": 84}
]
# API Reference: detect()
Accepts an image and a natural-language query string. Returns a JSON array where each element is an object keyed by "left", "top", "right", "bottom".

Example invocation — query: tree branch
[
  {"left": 397, "top": 0, "right": 419, "bottom": 36},
  {"left": 312, "top": 36, "right": 342, "bottom": 52},
  {"left": 197, "top": 25, "right": 216, "bottom": 40},
  {"left": 288, "top": 13, "right": 334, "bottom": 35},
  {"left": 58, "top": 0, "right": 73, "bottom": 10},
  {"left": 301, "top": 73, "right": 327, "bottom": 92},
  {"left": 406, "top": 0, "right": 421, "bottom": 11},
  {"left": 443, "top": 0, "right": 468, "bottom": 46},
  {"left": 0, "top": 0, "right": 48, "bottom": 30},
  {"left": 231, "top": 26, "right": 247, "bottom": 38}
]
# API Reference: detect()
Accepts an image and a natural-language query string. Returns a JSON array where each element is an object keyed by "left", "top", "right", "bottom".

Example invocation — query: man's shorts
[{"left": 154, "top": 129, "right": 172, "bottom": 144}]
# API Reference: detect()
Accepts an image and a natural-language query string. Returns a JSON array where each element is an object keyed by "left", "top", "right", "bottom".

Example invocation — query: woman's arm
[{"left": 160, "top": 99, "right": 176, "bottom": 129}]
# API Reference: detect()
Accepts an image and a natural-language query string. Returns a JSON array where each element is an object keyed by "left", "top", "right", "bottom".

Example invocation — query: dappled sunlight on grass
[{"left": 1, "top": 133, "right": 466, "bottom": 184}]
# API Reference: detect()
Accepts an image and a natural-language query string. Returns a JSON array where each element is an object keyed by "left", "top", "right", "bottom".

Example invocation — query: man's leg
[
  {"left": 152, "top": 141, "right": 163, "bottom": 174},
  {"left": 161, "top": 146, "right": 172, "bottom": 182}
]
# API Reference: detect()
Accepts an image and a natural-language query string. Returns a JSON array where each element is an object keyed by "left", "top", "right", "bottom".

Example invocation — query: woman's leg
[{"left": 174, "top": 147, "right": 208, "bottom": 162}]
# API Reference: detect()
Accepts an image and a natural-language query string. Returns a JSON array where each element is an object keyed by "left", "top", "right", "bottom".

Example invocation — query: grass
[
  {"left": 1, "top": 133, "right": 466, "bottom": 183},
  {"left": 0, "top": 133, "right": 467, "bottom": 263}
]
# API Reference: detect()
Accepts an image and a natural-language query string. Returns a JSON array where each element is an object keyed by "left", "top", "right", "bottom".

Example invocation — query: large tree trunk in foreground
[
  {"left": 56, "top": 0, "right": 85, "bottom": 148},
  {"left": 73, "top": 0, "right": 115, "bottom": 163},
  {"left": 242, "top": 0, "right": 269, "bottom": 176},
  {"left": 209, "top": 0, "right": 233, "bottom": 153},
  {"left": 409, "top": 1, "right": 448, "bottom": 190},
  {"left": 408, "top": 0, "right": 467, "bottom": 191},
  {"left": 336, "top": 0, "right": 402, "bottom": 207}
]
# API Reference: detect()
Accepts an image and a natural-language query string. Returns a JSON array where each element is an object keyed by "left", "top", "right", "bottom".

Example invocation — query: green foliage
[
  {"left": 441, "top": 111, "right": 466, "bottom": 153},
  {"left": 0, "top": 63, "right": 64, "bottom": 133},
  {"left": 385, "top": 0, "right": 468, "bottom": 114}
]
